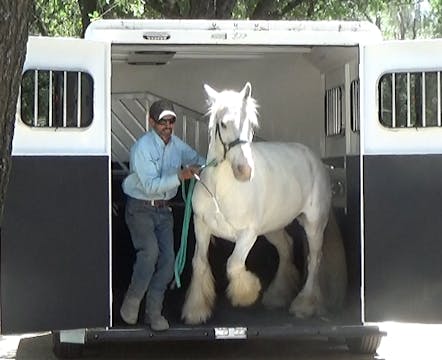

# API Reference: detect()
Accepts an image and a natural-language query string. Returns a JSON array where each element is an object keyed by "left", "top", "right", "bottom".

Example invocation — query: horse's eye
[{"left": 221, "top": 122, "right": 227, "bottom": 129}]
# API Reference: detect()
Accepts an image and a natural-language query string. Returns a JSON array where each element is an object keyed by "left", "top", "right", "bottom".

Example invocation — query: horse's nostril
[
  {"left": 236, "top": 164, "right": 251, "bottom": 181},
  {"left": 237, "top": 164, "right": 248, "bottom": 175}
]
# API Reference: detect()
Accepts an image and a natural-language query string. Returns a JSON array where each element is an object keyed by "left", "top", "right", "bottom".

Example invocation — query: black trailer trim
[
  {"left": 364, "top": 154, "right": 442, "bottom": 323},
  {"left": 1, "top": 156, "right": 110, "bottom": 333},
  {"left": 86, "top": 324, "right": 384, "bottom": 343}
]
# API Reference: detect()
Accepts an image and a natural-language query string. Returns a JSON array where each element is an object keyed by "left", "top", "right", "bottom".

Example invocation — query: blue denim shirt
[{"left": 122, "top": 130, "right": 205, "bottom": 201}]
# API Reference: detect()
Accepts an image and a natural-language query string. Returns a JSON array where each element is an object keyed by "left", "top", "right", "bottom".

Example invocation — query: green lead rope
[
  {"left": 174, "top": 159, "right": 216, "bottom": 288},
  {"left": 174, "top": 177, "right": 196, "bottom": 288}
]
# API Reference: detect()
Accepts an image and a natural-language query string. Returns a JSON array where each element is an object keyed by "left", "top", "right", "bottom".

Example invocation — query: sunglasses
[{"left": 156, "top": 117, "right": 176, "bottom": 126}]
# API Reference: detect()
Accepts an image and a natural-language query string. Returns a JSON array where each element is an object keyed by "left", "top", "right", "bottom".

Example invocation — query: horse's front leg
[
  {"left": 226, "top": 230, "right": 261, "bottom": 307},
  {"left": 182, "top": 215, "right": 215, "bottom": 324}
]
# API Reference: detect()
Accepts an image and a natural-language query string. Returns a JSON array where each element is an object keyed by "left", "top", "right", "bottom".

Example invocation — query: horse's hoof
[
  {"left": 262, "top": 290, "right": 290, "bottom": 309},
  {"left": 182, "top": 310, "right": 211, "bottom": 325},
  {"left": 262, "top": 267, "right": 299, "bottom": 309},
  {"left": 227, "top": 269, "right": 262, "bottom": 306},
  {"left": 182, "top": 299, "right": 213, "bottom": 325},
  {"left": 289, "top": 294, "right": 314, "bottom": 318}
]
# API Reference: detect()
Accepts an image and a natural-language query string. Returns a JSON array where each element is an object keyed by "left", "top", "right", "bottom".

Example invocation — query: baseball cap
[{"left": 149, "top": 99, "right": 177, "bottom": 122}]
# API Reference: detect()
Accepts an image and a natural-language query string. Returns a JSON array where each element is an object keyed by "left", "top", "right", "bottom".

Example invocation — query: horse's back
[
  {"left": 252, "top": 142, "right": 325, "bottom": 177},
  {"left": 247, "top": 141, "right": 331, "bottom": 232},
  {"left": 252, "top": 141, "right": 330, "bottom": 203}
]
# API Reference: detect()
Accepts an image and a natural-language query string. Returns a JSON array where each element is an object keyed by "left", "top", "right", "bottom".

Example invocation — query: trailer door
[
  {"left": 1, "top": 37, "right": 111, "bottom": 333},
  {"left": 361, "top": 40, "right": 442, "bottom": 323}
]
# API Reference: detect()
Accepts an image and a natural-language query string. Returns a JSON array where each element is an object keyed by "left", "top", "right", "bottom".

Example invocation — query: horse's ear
[
  {"left": 204, "top": 84, "right": 218, "bottom": 104},
  {"left": 241, "top": 82, "right": 252, "bottom": 100}
]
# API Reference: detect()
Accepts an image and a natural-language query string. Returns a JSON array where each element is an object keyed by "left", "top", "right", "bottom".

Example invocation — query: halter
[{"left": 215, "top": 122, "right": 250, "bottom": 159}]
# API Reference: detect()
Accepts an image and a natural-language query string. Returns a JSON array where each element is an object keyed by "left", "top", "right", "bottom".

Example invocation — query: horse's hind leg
[
  {"left": 290, "top": 214, "right": 327, "bottom": 318},
  {"left": 262, "top": 229, "right": 301, "bottom": 309},
  {"left": 226, "top": 230, "right": 262, "bottom": 306},
  {"left": 182, "top": 215, "right": 215, "bottom": 324}
]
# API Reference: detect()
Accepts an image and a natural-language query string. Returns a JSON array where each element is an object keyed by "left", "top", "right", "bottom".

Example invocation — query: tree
[
  {"left": 29, "top": 0, "right": 402, "bottom": 39},
  {"left": 0, "top": 1, "right": 32, "bottom": 224},
  {"left": 377, "top": 0, "right": 433, "bottom": 39}
]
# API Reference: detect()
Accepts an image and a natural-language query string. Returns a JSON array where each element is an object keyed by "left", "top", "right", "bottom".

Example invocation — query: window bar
[
  {"left": 335, "top": 90, "right": 338, "bottom": 134},
  {"left": 356, "top": 82, "right": 360, "bottom": 131},
  {"left": 353, "top": 84, "right": 357, "bottom": 131},
  {"left": 334, "top": 90, "right": 338, "bottom": 134},
  {"left": 329, "top": 91, "right": 333, "bottom": 135},
  {"left": 326, "top": 91, "right": 329, "bottom": 135},
  {"left": 182, "top": 114, "right": 187, "bottom": 143},
  {"left": 438, "top": 72, "right": 441, "bottom": 126},
  {"left": 329, "top": 90, "right": 333, "bottom": 135},
  {"left": 336, "top": 90, "right": 340, "bottom": 134},
  {"left": 49, "top": 70, "right": 53, "bottom": 127},
  {"left": 392, "top": 73, "right": 396, "bottom": 128},
  {"left": 331, "top": 90, "right": 335, "bottom": 135},
  {"left": 63, "top": 71, "right": 67, "bottom": 127},
  {"left": 330, "top": 91, "right": 333, "bottom": 135},
  {"left": 33, "top": 70, "right": 38, "bottom": 127},
  {"left": 330, "top": 90, "right": 334, "bottom": 135},
  {"left": 351, "top": 82, "right": 357, "bottom": 131},
  {"left": 77, "top": 72, "right": 82, "bottom": 127},
  {"left": 340, "top": 88, "right": 343, "bottom": 132},
  {"left": 407, "top": 73, "right": 411, "bottom": 127},
  {"left": 350, "top": 83, "right": 354, "bottom": 131},
  {"left": 380, "top": 80, "right": 384, "bottom": 123},
  {"left": 422, "top": 72, "right": 426, "bottom": 127}
]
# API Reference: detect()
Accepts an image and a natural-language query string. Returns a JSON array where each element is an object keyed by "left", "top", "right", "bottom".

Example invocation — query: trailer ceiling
[{"left": 111, "top": 44, "right": 358, "bottom": 72}]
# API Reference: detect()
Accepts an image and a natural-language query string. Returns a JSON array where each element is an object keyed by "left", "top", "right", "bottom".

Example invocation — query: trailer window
[
  {"left": 325, "top": 86, "right": 343, "bottom": 136},
  {"left": 379, "top": 71, "right": 442, "bottom": 128},
  {"left": 350, "top": 79, "right": 360, "bottom": 132},
  {"left": 20, "top": 70, "right": 94, "bottom": 128}
]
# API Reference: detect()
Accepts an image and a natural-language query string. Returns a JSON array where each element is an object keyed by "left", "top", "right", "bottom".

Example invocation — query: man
[{"left": 120, "top": 99, "right": 205, "bottom": 331}]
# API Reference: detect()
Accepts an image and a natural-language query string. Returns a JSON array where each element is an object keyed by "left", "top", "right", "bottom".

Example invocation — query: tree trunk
[
  {"left": 77, "top": 0, "right": 99, "bottom": 38},
  {"left": 0, "top": 0, "right": 31, "bottom": 224}
]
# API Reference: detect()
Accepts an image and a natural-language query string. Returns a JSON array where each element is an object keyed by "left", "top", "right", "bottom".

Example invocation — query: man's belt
[{"left": 148, "top": 199, "right": 169, "bottom": 208}]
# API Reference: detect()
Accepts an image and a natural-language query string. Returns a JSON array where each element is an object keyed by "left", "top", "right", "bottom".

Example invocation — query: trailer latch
[{"left": 214, "top": 327, "right": 247, "bottom": 339}]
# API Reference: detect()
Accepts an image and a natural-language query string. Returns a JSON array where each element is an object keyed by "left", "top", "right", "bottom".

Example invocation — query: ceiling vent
[{"left": 127, "top": 51, "right": 175, "bottom": 65}]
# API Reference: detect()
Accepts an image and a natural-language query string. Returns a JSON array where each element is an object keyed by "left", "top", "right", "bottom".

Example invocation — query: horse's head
[{"left": 204, "top": 82, "right": 259, "bottom": 182}]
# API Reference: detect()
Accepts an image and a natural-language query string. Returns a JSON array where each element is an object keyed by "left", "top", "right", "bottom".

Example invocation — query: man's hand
[{"left": 178, "top": 166, "right": 200, "bottom": 181}]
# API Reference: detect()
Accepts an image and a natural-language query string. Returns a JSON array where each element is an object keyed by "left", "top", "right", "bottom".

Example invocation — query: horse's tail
[{"left": 319, "top": 210, "right": 348, "bottom": 313}]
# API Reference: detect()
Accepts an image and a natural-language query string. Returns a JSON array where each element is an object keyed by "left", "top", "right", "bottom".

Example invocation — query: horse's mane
[{"left": 206, "top": 89, "right": 259, "bottom": 130}]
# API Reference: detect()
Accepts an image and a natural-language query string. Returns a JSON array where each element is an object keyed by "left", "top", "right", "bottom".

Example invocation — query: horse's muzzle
[{"left": 233, "top": 163, "right": 252, "bottom": 182}]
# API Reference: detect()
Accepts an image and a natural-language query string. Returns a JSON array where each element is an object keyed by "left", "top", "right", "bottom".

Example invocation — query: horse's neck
[
  {"left": 204, "top": 148, "right": 235, "bottom": 187},
  {"left": 206, "top": 140, "right": 225, "bottom": 166}
]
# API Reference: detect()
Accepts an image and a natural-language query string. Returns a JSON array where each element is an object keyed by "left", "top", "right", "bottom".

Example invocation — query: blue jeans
[{"left": 125, "top": 197, "right": 175, "bottom": 308}]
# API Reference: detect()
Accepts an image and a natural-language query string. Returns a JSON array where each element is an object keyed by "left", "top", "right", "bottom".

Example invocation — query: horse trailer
[{"left": 3, "top": 19, "right": 442, "bottom": 357}]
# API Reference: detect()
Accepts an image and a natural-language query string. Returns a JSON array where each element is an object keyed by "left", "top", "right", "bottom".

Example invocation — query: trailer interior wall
[
  {"left": 112, "top": 45, "right": 359, "bottom": 157},
  {"left": 110, "top": 44, "right": 362, "bottom": 328}
]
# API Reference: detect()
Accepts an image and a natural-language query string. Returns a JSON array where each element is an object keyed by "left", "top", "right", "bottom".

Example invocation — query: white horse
[{"left": 182, "top": 82, "right": 337, "bottom": 325}]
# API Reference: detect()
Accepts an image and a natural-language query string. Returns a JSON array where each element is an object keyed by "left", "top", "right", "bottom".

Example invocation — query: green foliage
[
  {"left": 28, "top": 0, "right": 442, "bottom": 39},
  {"left": 30, "top": 0, "right": 83, "bottom": 37},
  {"left": 428, "top": 0, "right": 442, "bottom": 37},
  {"left": 377, "top": 0, "right": 434, "bottom": 39}
]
